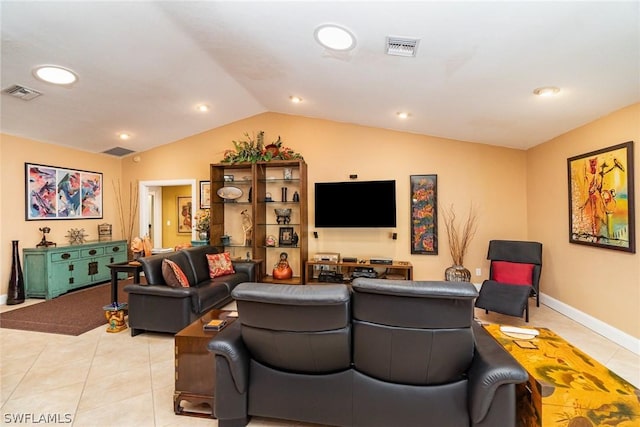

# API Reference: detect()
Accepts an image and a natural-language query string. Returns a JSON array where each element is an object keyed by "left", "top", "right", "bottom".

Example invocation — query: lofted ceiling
[{"left": 1, "top": 1, "right": 638, "bottom": 155}]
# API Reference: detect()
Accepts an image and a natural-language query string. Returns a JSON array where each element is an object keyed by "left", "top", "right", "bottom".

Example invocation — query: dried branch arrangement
[
  {"left": 442, "top": 203, "right": 478, "bottom": 266},
  {"left": 113, "top": 179, "right": 139, "bottom": 250}
]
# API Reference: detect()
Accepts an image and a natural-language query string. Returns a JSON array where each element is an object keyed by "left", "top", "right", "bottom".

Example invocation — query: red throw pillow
[
  {"left": 162, "top": 259, "right": 190, "bottom": 288},
  {"left": 206, "top": 252, "right": 235, "bottom": 278},
  {"left": 491, "top": 261, "right": 534, "bottom": 286}
]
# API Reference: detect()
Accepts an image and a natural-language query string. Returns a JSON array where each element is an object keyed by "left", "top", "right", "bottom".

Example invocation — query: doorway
[{"left": 139, "top": 179, "right": 197, "bottom": 248}]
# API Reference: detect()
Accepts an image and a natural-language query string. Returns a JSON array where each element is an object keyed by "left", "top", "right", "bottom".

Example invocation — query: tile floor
[{"left": 1, "top": 298, "right": 638, "bottom": 427}]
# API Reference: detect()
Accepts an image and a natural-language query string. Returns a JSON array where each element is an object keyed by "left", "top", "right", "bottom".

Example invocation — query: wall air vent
[
  {"left": 386, "top": 37, "right": 420, "bottom": 57},
  {"left": 2, "top": 84, "right": 42, "bottom": 101},
  {"left": 102, "top": 147, "right": 135, "bottom": 157}
]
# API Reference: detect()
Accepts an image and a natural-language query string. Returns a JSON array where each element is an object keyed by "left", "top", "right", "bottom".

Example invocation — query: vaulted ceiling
[{"left": 2, "top": 1, "right": 638, "bottom": 155}]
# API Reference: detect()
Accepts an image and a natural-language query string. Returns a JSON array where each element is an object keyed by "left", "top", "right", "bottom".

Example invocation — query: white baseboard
[{"left": 540, "top": 293, "right": 640, "bottom": 356}]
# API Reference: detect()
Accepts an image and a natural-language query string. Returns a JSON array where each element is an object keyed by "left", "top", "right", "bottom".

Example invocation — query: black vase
[{"left": 7, "top": 240, "right": 25, "bottom": 305}]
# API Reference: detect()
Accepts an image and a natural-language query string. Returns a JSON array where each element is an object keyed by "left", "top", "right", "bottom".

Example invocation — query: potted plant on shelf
[
  {"left": 221, "top": 131, "right": 304, "bottom": 163},
  {"left": 195, "top": 209, "right": 210, "bottom": 241},
  {"left": 442, "top": 203, "right": 478, "bottom": 282}
]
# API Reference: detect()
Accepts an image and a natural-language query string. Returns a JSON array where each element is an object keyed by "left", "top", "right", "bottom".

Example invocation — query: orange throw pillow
[
  {"left": 162, "top": 259, "right": 190, "bottom": 287},
  {"left": 206, "top": 252, "right": 235, "bottom": 278}
]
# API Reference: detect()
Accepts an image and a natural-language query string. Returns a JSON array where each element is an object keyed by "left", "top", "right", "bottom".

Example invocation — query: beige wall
[
  {"left": 0, "top": 133, "right": 123, "bottom": 296},
  {"left": 2, "top": 106, "right": 638, "bottom": 340},
  {"left": 120, "top": 112, "right": 529, "bottom": 282},
  {"left": 527, "top": 103, "right": 640, "bottom": 337}
]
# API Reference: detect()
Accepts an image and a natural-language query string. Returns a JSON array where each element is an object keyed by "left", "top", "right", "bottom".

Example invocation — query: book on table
[{"left": 203, "top": 319, "right": 227, "bottom": 331}]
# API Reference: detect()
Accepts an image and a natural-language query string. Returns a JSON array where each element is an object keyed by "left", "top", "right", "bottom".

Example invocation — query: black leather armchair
[
  {"left": 475, "top": 240, "right": 543, "bottom": 322},
  {"left": 209, "top": 279, "right": 528, "bottom": 427}
]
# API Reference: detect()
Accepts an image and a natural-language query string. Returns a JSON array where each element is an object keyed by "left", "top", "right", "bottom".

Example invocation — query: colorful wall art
[
  {"left": 25, "top": 163, "right": 103, "bottom": 220},
  {"left": 567, "top": 141, "right": 635, "bottom": 253}
]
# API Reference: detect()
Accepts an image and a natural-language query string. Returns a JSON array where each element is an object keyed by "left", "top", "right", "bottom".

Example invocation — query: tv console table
[{"left": 305, "top": 259, "right": 413, "bottom": 284}]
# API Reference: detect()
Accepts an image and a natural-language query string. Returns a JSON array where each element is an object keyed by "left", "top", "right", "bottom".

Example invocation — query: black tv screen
[{"left": 314, "top": 180, "right": 396, "bottom": 228}]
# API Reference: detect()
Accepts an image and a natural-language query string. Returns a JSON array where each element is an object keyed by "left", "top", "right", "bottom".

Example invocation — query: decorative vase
[
  {"left": 7, "top": 240, "right": 25, "bottom": 305},
  {"left": 220, "top": 235, "right": 231, "bottom": 246},
  {"left": 444, "top": 265, "right": 471, "bottom": 282},
  {"left": 199, "top": 231, "right": 209, "bottom": 241}
]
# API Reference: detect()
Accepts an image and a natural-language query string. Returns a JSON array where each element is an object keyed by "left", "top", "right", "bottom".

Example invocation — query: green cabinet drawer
[
  {"left": 50, "top": 250, "right": 79, "bottom": 262},
  {"left": 81, "top": 247, "right": 104, "bottom": 257}
]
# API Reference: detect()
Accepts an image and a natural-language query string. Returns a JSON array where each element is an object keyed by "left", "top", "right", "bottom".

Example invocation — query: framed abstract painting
[
  {"left": 410, "top": 174, "right": 438, "bottom": 255},
  {"left": 567, "top": 141, "right": 635, "bottom": 253},
  {"left": 25, "top": 163, "right": 103, "bottom": 220}
]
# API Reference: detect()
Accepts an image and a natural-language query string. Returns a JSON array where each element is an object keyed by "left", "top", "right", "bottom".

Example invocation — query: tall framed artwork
[
  {"left": 410, "top": 174, "right": 438, "bottom": 255},
  {"left": 25, "top": 163, "right": 103, "bottom": 220},
  {"left": 567, "top": 141, "right": 635, "bottom": 253},
  {"left": 177, "top": 196, "right": 193, "bottom": 234}
]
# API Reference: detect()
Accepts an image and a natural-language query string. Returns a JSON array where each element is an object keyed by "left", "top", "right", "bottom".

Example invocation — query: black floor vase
[{"left": 7, "top": 240, "right": 25, "bottom": 305}]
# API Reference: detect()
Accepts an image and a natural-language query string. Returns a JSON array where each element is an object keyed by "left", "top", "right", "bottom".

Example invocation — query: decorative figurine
[
  {"left": 241, "top": 209, "right": 253, "bottom": 246},
  {"left": 275, "top": 208, "right": 291, "bottom": 224},
  {"left": 292, "top": 191, "right": 300, "bottom": 202},
  {"left": 36, "top": 227, "right": 56, "bottom": 247},
  {"left": 66, "top": 228, "right": 87, "bottom": 244},
  {"left": 291, "top": 231, "right": 299, "bottom": 246},
  {"left": 266, "top": 235, "right": 276, "bottom": 247},
  {"left": 272, "top": 252, "right": 293, "bottom": 280}
]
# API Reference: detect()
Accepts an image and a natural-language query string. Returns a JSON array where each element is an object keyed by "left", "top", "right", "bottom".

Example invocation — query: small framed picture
[
  {"left": 199, "top": 181, "right": 211, "bottom": 209},
  {"left": 279, "top": 227, "right": 294, "bottom": 246},
  {"left": 223, "top": 174, "right": 234, "bottom": 182}
]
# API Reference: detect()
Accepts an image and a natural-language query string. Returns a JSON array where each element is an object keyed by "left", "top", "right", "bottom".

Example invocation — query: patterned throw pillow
[
  {"left": 206, "top": 252, "right": 235, "bottom": 278},
  {"left": 161, "top": 259, "right": 190, "bottom": 287}
]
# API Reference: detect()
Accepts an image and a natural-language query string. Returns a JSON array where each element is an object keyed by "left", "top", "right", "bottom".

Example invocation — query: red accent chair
[{"left": 475, "top": 240, "right": 542, "bottom": 322}]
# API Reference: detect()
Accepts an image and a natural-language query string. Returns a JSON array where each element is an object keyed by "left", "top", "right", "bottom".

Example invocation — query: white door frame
[{"left": 139, "top": 179, "right": 197, "bottom": 246}]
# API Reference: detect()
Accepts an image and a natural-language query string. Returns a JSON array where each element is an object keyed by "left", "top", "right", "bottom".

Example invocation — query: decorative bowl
[{"left": 274, "top": 208, "right": 292, "bottom": 216}]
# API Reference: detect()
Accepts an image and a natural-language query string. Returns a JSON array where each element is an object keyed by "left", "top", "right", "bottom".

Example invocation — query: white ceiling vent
[
  {"left": 386, "top": 37, "right": 420, "bottom": 57},
  {"left": 2, "top": 84, "right": 43, "bottom": 101}
]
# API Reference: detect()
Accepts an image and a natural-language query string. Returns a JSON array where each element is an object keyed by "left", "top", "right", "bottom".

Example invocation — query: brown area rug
[{"left": 0, "top": 282, "right": 129, "bottom": 336}]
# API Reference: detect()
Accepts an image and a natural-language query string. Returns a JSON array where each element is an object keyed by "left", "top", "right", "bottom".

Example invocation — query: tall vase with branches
[
  {"left": 113, "top": 180, "right": 139, "bottom": 260},
  {"left": 442, "top": 203, "right": 478, "bottom": 282}
]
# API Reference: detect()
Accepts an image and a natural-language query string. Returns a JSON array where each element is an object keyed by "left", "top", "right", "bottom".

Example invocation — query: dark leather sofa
[
  {"left": 124, "top": 245, "right": 256, "bottom": 336},
  {"left": 208, "top": 278, "right": 528, "bottom": 427}
]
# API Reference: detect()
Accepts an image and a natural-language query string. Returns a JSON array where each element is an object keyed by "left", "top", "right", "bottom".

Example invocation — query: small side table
[
  {"left": 103, "top": 302, "right": 128, "bottom": 333},
  {"left": 106, "top": 261, "right": 143, "bottom": 304}
]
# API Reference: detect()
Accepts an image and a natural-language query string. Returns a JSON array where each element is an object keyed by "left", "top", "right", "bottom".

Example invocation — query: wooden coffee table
[
  {"left": 173, "top": 309, "right": 236, "bottom": 418},
  {"left": 483, "top": 324, "right": 640, "bottom": 427}
]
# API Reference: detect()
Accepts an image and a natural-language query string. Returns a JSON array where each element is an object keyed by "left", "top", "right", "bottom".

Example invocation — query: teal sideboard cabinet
[{"left": 23, "top": 240, "right": 127, "bottom": 299}]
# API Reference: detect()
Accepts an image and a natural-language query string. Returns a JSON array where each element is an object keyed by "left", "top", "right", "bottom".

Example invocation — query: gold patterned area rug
[{"left": 0, "top": 282, "right": 129, "bottom": 336}]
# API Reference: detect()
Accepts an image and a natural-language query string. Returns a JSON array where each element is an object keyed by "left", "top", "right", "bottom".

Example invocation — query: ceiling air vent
[
  {"left": 2, "top": 84, "right": 43, "bottom": 101},
  {"left": 102, "top": 147, "right": 135, "bottom": 157},
  {"left": 386, "top": 37, "right": 420, "bottom": 57}
]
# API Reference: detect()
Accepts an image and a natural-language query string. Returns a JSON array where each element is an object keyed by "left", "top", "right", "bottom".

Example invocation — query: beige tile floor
[{"left": 1, "top": 299, "right": 638, "bottom": 427}]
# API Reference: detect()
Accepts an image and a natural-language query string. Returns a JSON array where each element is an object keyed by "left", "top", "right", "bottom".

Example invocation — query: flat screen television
[{"left": 314, "top": 180, "right": 396, "bottom": 228}]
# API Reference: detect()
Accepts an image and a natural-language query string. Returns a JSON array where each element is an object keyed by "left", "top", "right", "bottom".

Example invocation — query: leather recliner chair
[{"left": 209, "top": 279, "right": 528, "bottom": 427}]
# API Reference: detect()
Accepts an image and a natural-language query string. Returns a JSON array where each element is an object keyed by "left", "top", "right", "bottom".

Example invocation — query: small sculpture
[
  {"left": 272, "top": 252, "right": 293, "bottom": 280},
  {"left": 66, "top": 228, "right": 87, "bottom": 244},
  {"left": 241, "top": 209, "right": 253, "bottom": 246},
  {"left": 36, "top": 227, "right": 56, "bottom": 248},
  {"left": 104, "top": 305, "right": 127, "bottom": 333},
  {"left": 275, "top": 208, "right": 291, "bottom": 224}
]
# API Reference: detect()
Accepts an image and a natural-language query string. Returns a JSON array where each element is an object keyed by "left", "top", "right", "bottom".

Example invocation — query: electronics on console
[{"left": 318, "top": 270, "right": 344, "bottom": 283}]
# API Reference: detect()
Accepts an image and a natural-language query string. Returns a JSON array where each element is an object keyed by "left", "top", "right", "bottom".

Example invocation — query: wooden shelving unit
[{"left": 210, "top": 160, "right": 308, "bottom": 284}]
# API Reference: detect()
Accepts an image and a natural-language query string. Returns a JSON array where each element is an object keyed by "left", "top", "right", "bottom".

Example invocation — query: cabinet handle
[
  {"left": 112, "top": 246, "right": 120, "bottom": 252},
  {"left": 61, "top": 253, "right": 71, "bottom": 259},
  {"left": 68, "top": 265, "right": 74, "bottom": 272},
  {"left": 89, "top": 249, "right": 97, "bottom": 256}
]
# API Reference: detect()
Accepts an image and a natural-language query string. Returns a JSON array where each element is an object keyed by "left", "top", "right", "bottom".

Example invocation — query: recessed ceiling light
[
  {"left": 196, "top": 104, "right": 210, "bottom": 112},
  {"left": 118, "top": 132, "right": 131, "bottom": 140},
  {"left": 33, "top": 65, "right": 78, "bottom": 85},
  {"left": 396, "top": 112, "right": 410, "bottom": 119},
  {"left": 289, "top": 96, "right": 303, "bottom": 104},
  {"left": 314, "top": 24, "right": 356, "bottom": 51},
  {"left": 533, "top": 86, "right": 560, "bottom": 97}
]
